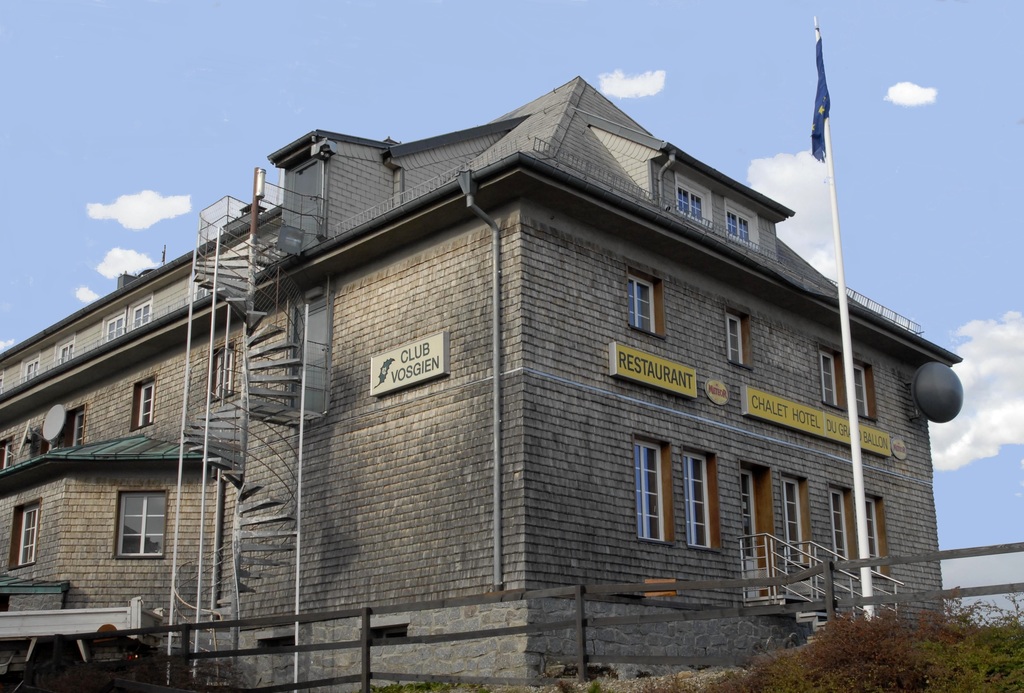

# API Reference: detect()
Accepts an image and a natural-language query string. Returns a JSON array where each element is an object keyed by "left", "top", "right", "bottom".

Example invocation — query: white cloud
[
  {"left": 86, "top": 190, "right": 191, "bottom": 230},
  {"left": 884, "top": 82, "right": 937, "bottom": 107},
  {"left": 75, "top": 286, "right": 100, "bottom": 303},
  {"left": 598, "top": 70, "right": 666, "bottom": 99},
  {"left": 746, "top": 151, "right": 837, "bottom": 279},
  {"left": 96, "top": 248, "right": 156, "bottom": 279},
  {"left": 930, "top": 311, "right": 1024, "bottom": 471},
  {"left": 0, "top": 338, "right": 14, "bottom": 351}
]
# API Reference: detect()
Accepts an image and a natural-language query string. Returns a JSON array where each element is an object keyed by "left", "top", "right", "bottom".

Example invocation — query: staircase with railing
[
  {"left": 739, "top": 533, "right": 904, "bottom": 630},
  {"left": 177, "top": 177, "right": 325, "bottom": 627}
]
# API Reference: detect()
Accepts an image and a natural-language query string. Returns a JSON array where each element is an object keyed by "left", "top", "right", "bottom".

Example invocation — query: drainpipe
[
  {"left": 656, "top": 152, "right": 676, "bottom": 208},
  {"left": 457, "top": 170, "right": 503, "bottom": 591}
]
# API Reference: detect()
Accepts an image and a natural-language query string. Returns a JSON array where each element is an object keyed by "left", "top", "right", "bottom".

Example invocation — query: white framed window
[
  {"left": 726, "top": 212, "right": 749, "bottom": 241},
  {"left": 131, "top": 299, "right": 153, "bottom": 330},
  {"left": 627, "top": 275, "right": 654, "bottom": 332},
  {"left": 782, "top": 478, "right": 802, "bottom": 545},
  {"left": 853, "top": 365, "right": 867, "bottom": 416},
  {"left": 676, "top": 187, "right": 703, "bottom": 219},
  {"left": 782, "top": 476, "right": 808, "bottom": 564},
  {"left": 634, "top": 441, "right": 672, "bottom": 542},
  {"left": 684, "top": 453, "right": 711, "bottom": 548},
  {"left": 13, "top": 503, "right": 39, "bottom": 566},
  {"left": 63, "top": 407, "right": 86, "bottom": 447},
  {"left": 726, "top": 310, "right": 751, "bottom": 365},
  {"left": 865, "top": 498, "right": 879, "bottom": 559},
  {"left": 117, "top": 492, "right": 165, "bottom": 556},
  {"left": 56, "top": 337, "right": 76, "bottom": 365},
  {"left": 673, "top": 175, "right": 710, "bottom": 223},
  {"left": 820, "top": 351, "right": 837, "bottom": 406},
  {"left": 132, "top": 379, "right": 155, "bottom": 429},
  {"left": 829, "top": 489, "right": 848, "bottom": 558},
  {"left": 212, "top": 345, "right": 236, "bottom": 399},
  {"left": 0, "top": 371, "right": 4, "bottom": 394},
  {"left": 1, "top": 439, "right": 15, "bottom": 469},
  {"left": 105, "top": 313, "right": 127, "bottom": 342},
  {"left": 852, "top": 363, "right": 875, "bottom": 417},
  {"left": 22, "top": 355, "right": 40, "bottom": 382},
  {"left": 725, "top": 201, "right": 759, "bottom": 245}
]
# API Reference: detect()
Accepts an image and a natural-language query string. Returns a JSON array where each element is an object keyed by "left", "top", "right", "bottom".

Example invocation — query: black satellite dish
[{"left": 911, "top": 362, "right": 963, "bottom": 423}]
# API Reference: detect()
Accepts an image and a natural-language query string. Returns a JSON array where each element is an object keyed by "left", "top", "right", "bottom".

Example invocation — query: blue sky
[{"left": 2, "top": 0, "right": 1021, "bottom": 598}]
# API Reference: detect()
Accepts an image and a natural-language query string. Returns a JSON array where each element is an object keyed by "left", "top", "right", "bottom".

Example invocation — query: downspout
[
  {"left": 656, "top": 151, "right": 676, "bottom": 208},
  {"left": 458, "top": 170, "right": 503, "bottom": 590}
]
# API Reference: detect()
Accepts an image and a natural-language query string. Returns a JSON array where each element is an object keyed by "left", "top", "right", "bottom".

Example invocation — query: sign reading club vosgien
[{"left": 371, "top": 331, "right": 450, "bottom": 396}]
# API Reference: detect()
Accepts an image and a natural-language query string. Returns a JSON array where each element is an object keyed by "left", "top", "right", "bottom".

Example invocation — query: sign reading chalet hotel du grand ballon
[{"left": 371, "top": 331, "right": 450, "bottom": 396}]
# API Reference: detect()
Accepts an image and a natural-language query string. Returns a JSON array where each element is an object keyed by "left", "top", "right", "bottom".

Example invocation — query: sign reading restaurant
[
  {"left": 608, "top": 342, "right": 697, "bottom": 398},
  {"left": 740, "top": 385, "right": 892, "bottom": 457},
  {"left": 371, "top": 331, "right": 450, "bottom": 396}
]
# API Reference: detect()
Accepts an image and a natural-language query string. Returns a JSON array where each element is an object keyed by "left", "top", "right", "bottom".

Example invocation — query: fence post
[
  {"left": 360, "top": 607, "right": 372, "bottom": 693},
  {"left": 180, "top": 623, "right": 192, "bottom": 664},
  {"left": 575, "top": 585, "right": 587, "bottom": 683},
  {"left": 823, "top": 560, "right": 837, "bottom": 621}
]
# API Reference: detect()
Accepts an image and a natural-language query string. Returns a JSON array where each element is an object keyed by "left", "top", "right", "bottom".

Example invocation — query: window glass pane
[
  {"left": 685, "top": 456, "right": 707, "bottom": 546},
  {"left": 634, "top": 444, "right": 662, "bottom": 540}
]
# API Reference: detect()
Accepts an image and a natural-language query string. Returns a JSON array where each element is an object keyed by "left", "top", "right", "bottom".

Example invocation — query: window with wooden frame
[
  {"left": 853, "top": 363, "right": 876, "bottom": 418},
  {"left": 63, "top": 406, "right": 86, "bottom": 447},
  {"left": 683, "top": 452, "right": 720, "bottom": 548},
  {"left": 864, "top": 496, "right": 889, "bottom": 574},
  {"left": 634, "top": 440, "right": 674, "bottom": 542},
  {"left": 131, "top": 379, "right": 155, "bottom": 430},
  {"left": 726, "top": 310, "right": 752, "bottom": 366},
  {"left": 211, "top": 344, "right": 236, "bottom": 400},
  {"left": 781, "top": 476, "right": 811, "bottom": 565},
  {"left": 627, "top": 269, "right": 665, "bottom": 335},
  {"left": 829, "top": 487, "right": 853, "bottom": 559},
  {"left": 820, "top": 349, "right": 876, "bottom": 416},
  {"left": 1, "top": 439, "right": 16, "bottom": 469},
  {"left": 10, "top": 502, "right": 40, "bottom": 567}
]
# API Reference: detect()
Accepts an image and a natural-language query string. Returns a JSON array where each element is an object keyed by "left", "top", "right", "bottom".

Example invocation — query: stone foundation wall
[{"left": 237, "top": 598, "right": 808, "bottom": 690}]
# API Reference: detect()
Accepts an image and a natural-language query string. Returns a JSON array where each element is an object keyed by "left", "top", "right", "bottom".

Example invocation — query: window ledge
[{"left": 628, "top": 325, "right": 666, "bottom": 340}]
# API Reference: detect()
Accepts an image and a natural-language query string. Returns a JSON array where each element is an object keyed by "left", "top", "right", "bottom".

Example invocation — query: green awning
[
  {"left": 41, "top": 435, "right": 196, "bottom": 461},
  {"left": 0, "top": 435, "right": 202, "bottom": 487},
  {"left": 0, "top": 575, "right": 70, "bottom": 595}
]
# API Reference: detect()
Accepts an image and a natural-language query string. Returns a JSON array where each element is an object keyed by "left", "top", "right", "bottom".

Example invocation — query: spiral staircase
[{"left": 177, "top": 180, "right": 322, "bottom": 632}]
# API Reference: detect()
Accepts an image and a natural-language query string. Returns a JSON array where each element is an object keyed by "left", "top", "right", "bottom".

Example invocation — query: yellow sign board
[
  {"left": 742, "top": 386, "right": 825, "bottom": 436},
  {"left": 608, "top": 342, "right": 697, "bottom": 398},
  {"left": 824, "top": 413, "right": 892, "bottom": 457},
  {"left": 741, "top": 386, "right": 892, "bottom": 457}
]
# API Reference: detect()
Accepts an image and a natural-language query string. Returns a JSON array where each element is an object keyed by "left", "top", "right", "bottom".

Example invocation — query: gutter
[{"left": 457, "top": 170, "right": 504, "bottom": 591}]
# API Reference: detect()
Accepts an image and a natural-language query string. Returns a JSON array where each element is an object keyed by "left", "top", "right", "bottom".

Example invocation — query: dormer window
[{"left": 725, "top": 200, "right": 759, "bottom": 246}]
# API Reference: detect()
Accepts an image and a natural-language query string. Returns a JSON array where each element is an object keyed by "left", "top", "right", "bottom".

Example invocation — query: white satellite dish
[{"left": 42, "top": 404, "right": 67, "bottom": 442}]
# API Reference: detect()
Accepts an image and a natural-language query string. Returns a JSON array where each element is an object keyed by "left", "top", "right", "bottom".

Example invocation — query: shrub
[{"left": 713, "top": 597, "right": 1024, "bottom": 692}]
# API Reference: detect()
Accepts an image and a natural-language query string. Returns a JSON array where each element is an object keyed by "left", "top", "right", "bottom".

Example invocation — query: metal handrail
[{"left": 739, "top": 533, "right": 904, "bottom": 611}]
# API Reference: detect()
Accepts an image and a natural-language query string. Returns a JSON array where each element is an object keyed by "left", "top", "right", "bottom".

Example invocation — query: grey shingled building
[{"left": 0, "top": 77, "right": 959, "bottom": 680}]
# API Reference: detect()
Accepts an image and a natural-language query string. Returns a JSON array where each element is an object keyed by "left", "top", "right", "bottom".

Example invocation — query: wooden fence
[{"left": 19, "top": 542, "right": 1024, "bottom": 693}]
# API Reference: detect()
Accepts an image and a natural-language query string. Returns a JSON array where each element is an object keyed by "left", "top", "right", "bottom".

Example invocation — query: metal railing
[{"left": 739, "top": 533, "right": 904, "bottom": 611}]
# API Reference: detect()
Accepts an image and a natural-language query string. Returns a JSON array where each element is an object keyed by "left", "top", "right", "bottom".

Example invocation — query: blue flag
[{"left": 811, "top": 31, "right": 830, "bottom": 161}]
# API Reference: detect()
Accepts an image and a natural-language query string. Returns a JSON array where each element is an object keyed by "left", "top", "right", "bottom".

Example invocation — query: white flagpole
[{"left": 817, "top": 19, "right": 875, "bottom": 615}]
